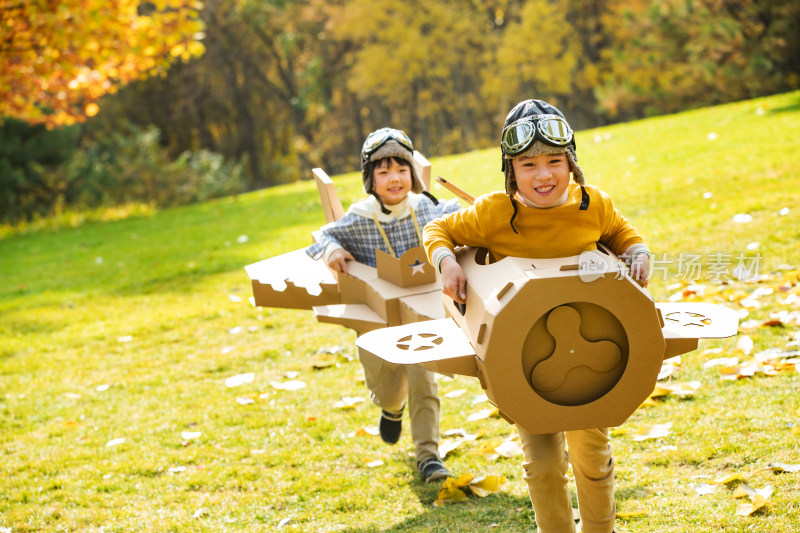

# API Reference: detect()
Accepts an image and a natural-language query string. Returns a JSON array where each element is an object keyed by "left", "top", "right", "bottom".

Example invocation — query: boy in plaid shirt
[{"left": 307, "top": 128, "right": 459, "bottom": 482}]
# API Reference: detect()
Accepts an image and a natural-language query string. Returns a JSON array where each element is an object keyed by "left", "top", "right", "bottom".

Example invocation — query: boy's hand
[
  {"left": 630, "top": 253, "right": 650, "bottom": 288},
  {"left": 327, "top": 248, "right": 355, "bottom": 274},
  {"left": 440, "top": 256, "right": 467, "bottom": 304}
]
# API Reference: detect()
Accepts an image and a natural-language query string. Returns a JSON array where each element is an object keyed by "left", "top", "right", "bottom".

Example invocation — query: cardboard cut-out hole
[
  {"left": 472, "top": 247, "right": 496, "bottom": 265},
  {"left": 664, "top": 311, "right": 712, "bottom": 328},
  {"left": 453, "top": 300, "right": 466, "bottom": 316},
  {"left": 396, "top": 333, "right": 445, "bottom": 351},
  {"left": 521, "top": 302, "right": 629, "bottom": 406}
]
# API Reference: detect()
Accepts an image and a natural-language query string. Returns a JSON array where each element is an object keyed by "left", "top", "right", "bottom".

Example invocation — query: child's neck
[
  {"left": 383, "top": 196, "right": 409, "bottom": 216},
  {"left": 515, "top": 189, "right": 569, "bottom": 209}
]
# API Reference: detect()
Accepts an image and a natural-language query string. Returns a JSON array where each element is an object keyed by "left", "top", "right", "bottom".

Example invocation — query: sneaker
[
  {"left": 379, "top": 407, "right": 403, "bottom": 444},
  {"left": 417, "top": 457, "right": 450, "bottom": 483}
]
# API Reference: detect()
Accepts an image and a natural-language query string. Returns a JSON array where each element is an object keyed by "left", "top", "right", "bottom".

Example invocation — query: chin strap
[
  {"left": 422, "top": 190, "right": 440, "bottom": 205},
  {"left": 579, "top": 185, "right": 590, "bottom": 210},
  {"left": 508, "top": 195, "right": 519, "bottom": 234},
  {"left": 370, "top": 191, "right": 391, "bottom": 215}
]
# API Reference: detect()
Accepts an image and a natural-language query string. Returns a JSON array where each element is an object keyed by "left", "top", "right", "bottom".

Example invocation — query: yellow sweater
[{"left": 423, "top": 183, "right": 644, "bottom": 262}]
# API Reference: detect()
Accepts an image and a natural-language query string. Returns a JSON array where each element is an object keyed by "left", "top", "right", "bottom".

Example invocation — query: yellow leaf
[
  {"left": 732, "top": 485, "right": 754, "bottom": 499},
  {"left": 712, "top": 473, "right": 744, "bottom": 485},
  {"left": 735, "top": 494, "right": 767, "bottom": 516},
  {"left": 649, "top": 384, "right": 673, "bottom": 398},
  {"left": 616, "top": 510, "right": 648, "bottom": 518},
  {"left": 469, "top": 475, "right": 506, "bottom": 497},
  {"left": 434, "top": 484, "right": 469, "bottom": 506},
  {"left": 84, "top": 102, "right": 99, "bottom": 117}
]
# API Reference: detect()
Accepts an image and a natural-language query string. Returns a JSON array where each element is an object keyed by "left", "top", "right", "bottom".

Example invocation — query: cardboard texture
[
  {"left": 245, "top": 157, "right": 444, "bottom": 335},
  {"left": 356, "top": 247, "right": 739, "bottom": 435}
]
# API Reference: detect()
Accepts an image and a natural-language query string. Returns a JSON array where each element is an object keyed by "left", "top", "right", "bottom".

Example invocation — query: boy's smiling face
[
  {"left": 372, "top": 157, "right": 413, "bottom": 205},
  {"left": 512, "top": 152, "right": 571, "bottom": 207}
]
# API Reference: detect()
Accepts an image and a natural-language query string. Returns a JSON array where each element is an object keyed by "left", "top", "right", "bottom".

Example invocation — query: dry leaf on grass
[
  {"left": 434, "top": 473, "right": 506, "bottom": 506},
  {"left": 333, "top": 396, "right": 364, "bottom": 409},
  {"left": 762, "top": 462, "right": 800, "bottom": 473},
  {"left": 225, "top": 373, "right": 254, "bottom": 387},
  {"left": 632, "top": 423, "right": 672, "bottom": 441},
  {"left": 269, "top": 380, "right": 306, "bottom": 391},
  {"left": 733, "top": 485, "right": 773, "bottom": 516}
]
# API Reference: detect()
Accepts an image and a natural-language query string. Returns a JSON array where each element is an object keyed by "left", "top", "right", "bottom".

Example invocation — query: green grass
[{"left": 2, "top": 91, "right": 800, "bottom": 532}]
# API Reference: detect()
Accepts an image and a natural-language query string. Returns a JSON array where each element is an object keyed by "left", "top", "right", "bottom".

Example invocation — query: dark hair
[{"left": 371, "top": 156, "right": 413, "bottom": 173}]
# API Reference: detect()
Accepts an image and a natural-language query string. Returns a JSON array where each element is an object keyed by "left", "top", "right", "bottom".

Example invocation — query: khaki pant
[
  {"left": 358, "top": 349, "right": 441, "bottom": 463},
  {"left": 519, "top": 427, "right": 615, "bottom": 533}
]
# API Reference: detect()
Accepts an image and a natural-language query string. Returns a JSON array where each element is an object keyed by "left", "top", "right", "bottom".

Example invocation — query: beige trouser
[
  {"left": 519, "top": 426, "right": 615, "bottom": 533},
  {"left": 358, "top": 349, "right": 441, "bottom": 463}
]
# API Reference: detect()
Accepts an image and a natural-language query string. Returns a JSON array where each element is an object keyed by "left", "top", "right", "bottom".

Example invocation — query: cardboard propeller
[{"left": 356, "top": 246, "right": 739, "bottom": 434}]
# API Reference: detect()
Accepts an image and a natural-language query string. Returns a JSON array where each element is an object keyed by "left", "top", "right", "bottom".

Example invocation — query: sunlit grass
[{"left": 2, "top": 92, "right": 800, "bottom": 532}]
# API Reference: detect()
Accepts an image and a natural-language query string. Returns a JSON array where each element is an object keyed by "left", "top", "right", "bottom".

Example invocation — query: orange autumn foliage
[{"left": 0, "top": 0, "right": 205, "bottom": 128}]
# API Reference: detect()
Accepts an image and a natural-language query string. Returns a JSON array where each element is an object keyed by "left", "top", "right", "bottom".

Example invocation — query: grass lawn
[{"left": 2, "top": 91, "right": 800, "bottom": 532}]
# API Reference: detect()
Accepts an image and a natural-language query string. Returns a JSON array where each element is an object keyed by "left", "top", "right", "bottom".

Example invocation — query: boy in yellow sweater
[{"left": 423, "top": 99, "right": 649, "bottom": 533}]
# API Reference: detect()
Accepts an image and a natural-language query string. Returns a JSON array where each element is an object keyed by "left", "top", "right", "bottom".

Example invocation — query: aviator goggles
[
  {"left": 361, "top": 128, "right": 414, "bottom": 163},
  {"left": 500, "top": 114, "right": 574, "bottom": 156}
]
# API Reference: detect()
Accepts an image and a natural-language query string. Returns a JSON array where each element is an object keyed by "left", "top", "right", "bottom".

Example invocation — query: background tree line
[{"left": 2, "top": 0, "right": 798, "bottom": 223}]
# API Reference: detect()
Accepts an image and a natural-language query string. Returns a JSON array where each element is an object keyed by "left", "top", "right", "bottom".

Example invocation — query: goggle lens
[
  {"left": 501, "top": 115, "right": 573, "bottom": 156},
  {"left": 362, "top": 128, "right": 414, "bottom": 161}
]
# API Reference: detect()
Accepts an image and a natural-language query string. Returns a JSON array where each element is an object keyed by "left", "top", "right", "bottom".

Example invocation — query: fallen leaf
[
  {"left": 439, "top": 439, "right": 464, "bottom": 459},
  {"left": 270, "top": 380, "right": 306, "bottom": 391},
  {"left": 712, "top": 473, "right": 744, "bottom": 485},
  {"left": 225, "top": 373, "right": 254, "bottom": 387},
  {"left": 469, "top": 475, "right": 507, "bottom": 497},
  {"left": 632, "top": 422, "right": 672, "bottom": 441},
  {"left": 494, "top": 438, "right": 523, "bottom": 458},
  {"left": 695, "top": 483, "right": 716, "bottom": 495},
  {"left": 434, "top": 474, "right": 473, "bottom": 506},
  {"left": 467, "top": 409, "right": 494, "bottom": 422},
  {"left": 704, "top": 357, "right": 739, "bottom": 368},
  {"left": 763, "top": 462, "right": 800, "bottom": 473},
  {"left": 333, "top": 396, "right": 364, "bottom": 409},
  {"left": 737, "top": 335, "right": 754, "bottom": 355},
  {"left": 735, "top": 494, "right": 768, "bottom": 516}
]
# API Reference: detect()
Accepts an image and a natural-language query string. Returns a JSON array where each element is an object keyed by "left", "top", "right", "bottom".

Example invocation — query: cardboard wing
[
  {"left": 656, "top": 302, "right": 740, "bottom": 358},
  {"left": 356, "top": 318, "right": 478, "bottom": 376},
  {"left": 245, "top": 248, "right": 339, "bottom": 310}
]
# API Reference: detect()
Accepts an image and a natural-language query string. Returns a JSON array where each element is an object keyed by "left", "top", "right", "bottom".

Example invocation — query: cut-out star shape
[
  {"left": 409, "top": 259, "right": 427, "bottom": 275},
  {"left": 396, "top": 333, "right": 444, "bottom": 351},
  {"left": 665, "top": 311, "right": 712, "bottom": 328}
]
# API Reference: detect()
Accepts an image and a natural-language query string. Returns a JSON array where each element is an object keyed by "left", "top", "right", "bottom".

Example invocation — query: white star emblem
[
  {"left": 409, "top": 259, "right": 427, "bottom": 275},
  {"left": 396, "top": 333, "right": 444, "bottom": 351}
]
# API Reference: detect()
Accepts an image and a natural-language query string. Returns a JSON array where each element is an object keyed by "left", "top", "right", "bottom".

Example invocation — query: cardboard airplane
[
  {"left": 244, "top": 152, "right": 451, "bottom": 335},
  {"left": 356, "top": 245, "right": 740, "bottom": 435}
]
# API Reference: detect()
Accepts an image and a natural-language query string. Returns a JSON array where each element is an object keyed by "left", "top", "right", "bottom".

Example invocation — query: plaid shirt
[{"left": 307, "top": 194, "right": 460, "bottom": 267}]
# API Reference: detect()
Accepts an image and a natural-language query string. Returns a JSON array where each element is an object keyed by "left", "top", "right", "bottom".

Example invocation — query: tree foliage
[
  {"left": 2, "top": 0, "right": 798, "bottom": 200},
  {"left": 0, "top": 0, "right": 205, "bottom": 128}
]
